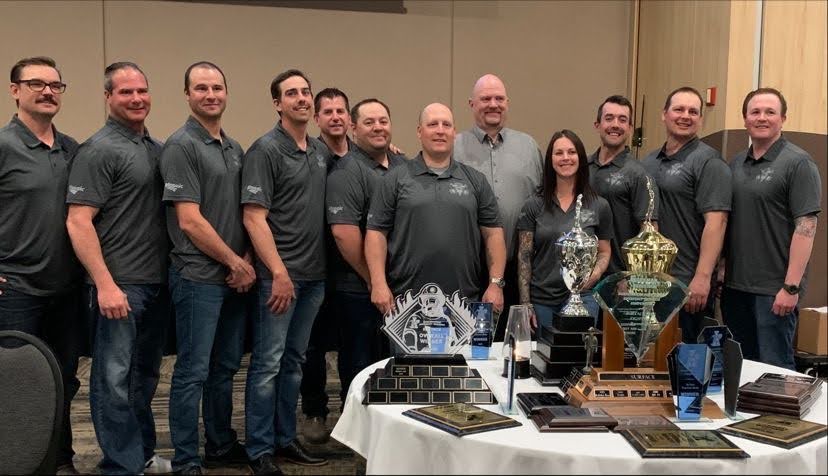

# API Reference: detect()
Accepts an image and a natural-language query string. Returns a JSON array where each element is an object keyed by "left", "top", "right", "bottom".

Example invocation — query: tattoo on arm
[
  {"left": 518, "top": 231, "right": 533, "bottom": 304},
  {"left": 794, "top": 215, "right": 818, "bottom": 238}
]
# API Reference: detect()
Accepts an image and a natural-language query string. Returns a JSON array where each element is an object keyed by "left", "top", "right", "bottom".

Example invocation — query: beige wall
[{"left": 0, "top": 0, "right": 630, "bottom": 154}]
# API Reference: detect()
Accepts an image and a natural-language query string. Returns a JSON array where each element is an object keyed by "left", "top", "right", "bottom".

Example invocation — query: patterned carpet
[{"left": 72, "top": 353, "right": 365, "bottom": 474}]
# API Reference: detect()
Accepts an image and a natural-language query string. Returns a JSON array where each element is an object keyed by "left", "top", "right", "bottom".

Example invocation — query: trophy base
[
  {"left": 564, "top": 369, "right": 725, "bottom": 419},
  {"left": 501, "top": 357, "right": 531, "bottom": 379},
  {"left": 530, "top": 327, "right": 601, "bottom": 386},
  {"left": 552, "top": 313, "right": 596, "bottom": 333},
  {"left": 362, "top": 355, "right": 496, "bottom": 405}
]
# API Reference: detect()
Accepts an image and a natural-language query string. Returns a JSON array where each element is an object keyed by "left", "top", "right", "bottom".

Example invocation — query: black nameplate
[
  {"left": 474, "top": 392, "right": 495, "bottom": 404},
  {"left": 464, "top": 378, "right": 484, "bottom": 390},
  {"left": 630, "top": 390, "right": 647, "bottom": 398},
  {"left": 377, "top": 378, "right": 397, "bottom": 390},
  {"left": 432, "top": 392, "right": 451, "bottom": 403},
  {"left": 391, "top": 366, "right": 410, "bottom": 377},
  {"left": 648, "top": 390, "right": 664, "bottom": 398},
  {"left": 431, "top": 366, "right": 450, "bottom": 377},
  {"left": 443, "top": 378, "right": 462, "bottom": 390},
  {"left": 412, "top": 366, "right": 430, "bottom": 377},
  {"left": 613, "top": 390, "right": 629, "bottom": 398},
  {"left": 399, "top": 378, "right": 419, "bottom": 390},
  {"left": 410, "top": 391, "right": 430, "bottom": 404},
  {"left": 389, "top": 392, "right": 409, "bottom": 403},
  {"left": 451, "top": 366, "right": 470, "bottom": 377},
  {"left": 367, "top": 392, "right": 388, "bottom": 404},
  {"left": 453, "top": 392, "right": 472, "bottom": 403},
  {"left": 594, "top": 389, "right": 611, "bottom": 398},
  {"left": 421, "top": 378, "right": 441, "bottom": 390},
  {"left": 596, "top": 372, "right": 669, "bottom": 382}
]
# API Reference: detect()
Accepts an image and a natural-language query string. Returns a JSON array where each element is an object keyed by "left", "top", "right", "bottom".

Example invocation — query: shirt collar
[
  {"left": 186, "top": 116, "right": 232, "bottom": 148},
  {"left": 275, "top": 121, "right": 316, "bottom": 154},
  {"left": 106, "top": 116, "right": 147, "bottom": 144},
  {"left": 657, "top": 136, "right": 699, "bottom": 161},
  {"left": 412, "top": 152, "right": 460, "bottom": 178},
  {"left": 746, "top": 135, "right": 787, "bottom": 163},
  {"left": 588, "top": 146, "right": 630, "bottom": 168},
  {"left": 471, "top": 124, "right": 504, "bottom": 145},
  {"left": 11, "top": 114, "right": 64, "bottom": 150}
]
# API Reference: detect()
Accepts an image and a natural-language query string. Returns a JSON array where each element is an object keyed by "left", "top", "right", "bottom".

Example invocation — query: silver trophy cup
[{"left": 556, "top": 194, "right": 598, "bottom": 318}]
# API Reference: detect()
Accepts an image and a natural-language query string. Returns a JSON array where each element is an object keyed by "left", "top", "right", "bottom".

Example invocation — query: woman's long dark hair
[{"left": 541, "top": 129, "right": 597, "bottom": 211}]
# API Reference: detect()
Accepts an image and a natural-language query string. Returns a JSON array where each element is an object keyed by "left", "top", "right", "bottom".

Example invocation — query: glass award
[
  {"left": 667, "top": 343, "right": 714, "bottom": 420},
  {"left": 469, "top": 302, "right": 493, "bottom": 360},
  {"left": 593, "top": 271, "right": 688, "bottom": 365},
  {"left": 697, "top": 325, "right": 732, "bottom": 393},
  {"left": 382, "top": 283, "right": 475, "bottom": 355}
]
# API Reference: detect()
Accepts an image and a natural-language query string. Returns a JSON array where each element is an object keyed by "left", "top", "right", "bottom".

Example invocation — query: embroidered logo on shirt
[
  {"left": 367, "top": 213, "right": 374, "bottom": 222},
  {"left": 756, "top": 168, "right": 774, "bottom": 183},
  {"left": 317, "top": 154, "right": 327, "bottom": 168},
  {"left": 246, "top": 185, "right": 262, "bottom": 194},
  {"left": 165, "top": 183, "right": 184, "bottom": 192},
  {"left": 448, "top": 182, "right": 469, "bottom": 196},
  {"left": 328, "top": 205, "right": 344, "bottom": 215},
  {"left": 68, "top": 185, "right": 85, "bottom": 195},
  {"left": 606, "top": 171, "right": 626, "bottom": 188},
  {"left": 579, "top": 209, "right": 596, "bottom": 225},
  {"left": 665, "top": 163, "right": 684, "bottom": 177}
]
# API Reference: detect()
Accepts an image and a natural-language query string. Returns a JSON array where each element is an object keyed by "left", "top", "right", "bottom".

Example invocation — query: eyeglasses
[{"left": 15, "top": 79, "right": 67, "bottom": 94}]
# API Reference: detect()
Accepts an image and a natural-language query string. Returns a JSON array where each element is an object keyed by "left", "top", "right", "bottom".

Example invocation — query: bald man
[
  {"left": 365, "top": 103, "right": 506, "bottom": 317},
  {"left": 454, "top": 74, "right": 542, "bottom": 333}
]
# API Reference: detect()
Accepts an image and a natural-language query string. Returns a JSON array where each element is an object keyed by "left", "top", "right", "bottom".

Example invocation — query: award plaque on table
[
  {"left": 565, "top": 179, "right": 721, "bottom": 418},
  {"left": 530, "top": 406, "right": 618, "bottom": 432},
  {"left": 736, "top": 372, "right": 821, "bottom": 417},
  {"left": 667, "top": 343, "right": 714, "bottom": 420},
  {"left": 363, "top": 283, "right": 497, "bottom": 405},
  {"left": 402, "top": 403, "right": 521, "bottom": 437},
  {"left": 620, "top": 429, "right": 749, "bottom": 459},
  {"left": 719, "top": 414, "right": 828, "bottom": 449},
  {"left": 516, "top": 392, "right": 568, "bottom": 416},
  {"left": 611, "top": 415, "right": 678, "bottom": 433}
]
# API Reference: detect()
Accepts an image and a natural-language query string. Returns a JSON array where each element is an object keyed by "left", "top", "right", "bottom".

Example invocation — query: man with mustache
[
  {"left": 642, "top": 87, "right": 732, "bottom": 343},
  {"left": 366, "top": 103, "right": 505, "bottom": 319},
  {"left": 0, "top": 56, "right": 82, "bottom": 475},
  {"left": 66, "top": 62, "right": 171, "bottom": 475},
  {"left": 454, "top": 74, "right": 541, "bottom": 334},
  {"left": 161, "top": 61, "right": 254, "bottom": 475},
  {"left": 241, "top": 69, "right": 330, "bottom": 474},
  {"left": 589, "top": 95, "right": 658, "bottom": 276},
  {"left": 721, "top": 88, "right": 821, "bottom": 370}
]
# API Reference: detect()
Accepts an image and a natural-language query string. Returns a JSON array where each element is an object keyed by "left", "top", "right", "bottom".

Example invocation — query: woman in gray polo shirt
[{"left": 517, "top": 129, "right": 613, "bottom": 329}]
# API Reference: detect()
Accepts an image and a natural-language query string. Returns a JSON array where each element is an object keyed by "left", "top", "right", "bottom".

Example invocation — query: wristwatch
[
  {"left": 491, "top": 277, "right": 506, "bottom": 288},
  {"left": 782, "top": 283, "right": 800, "bottom": 295}
]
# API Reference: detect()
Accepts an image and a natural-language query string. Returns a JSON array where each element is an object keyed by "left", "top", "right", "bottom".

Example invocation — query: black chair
[{"left": 0, "top": 330, "right": 64, "bottom": 475}]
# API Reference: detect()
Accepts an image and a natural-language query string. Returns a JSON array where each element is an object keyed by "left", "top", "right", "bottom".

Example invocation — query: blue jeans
[
  {"left": 167, "top": 268, "right": 247, "bottom": 470},
  {"left": 300, "top": 291, "right": 339, "bottom": 419},
  {"left": 533, "top": 293, "right": 600, "bottom": 330},
  {"left": 336, "top": 291, "right": 389, "bottom": 401},
  {"left": 88, "top": 284, "right": 168, "bottom": 475},
  {"left": 245, "top": 279, "right": 324, "bottom": 459},
  {"left": 0, "top": 287, "right": 82, "bottom": 466},
  {"left": 721, "top": 287, "right": 797, "bottom": 370}
]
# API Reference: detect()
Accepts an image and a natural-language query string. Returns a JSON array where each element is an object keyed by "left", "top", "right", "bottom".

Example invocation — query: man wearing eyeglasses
[{"left": 0, "top": 56, "right": 82, "bottom": 475}]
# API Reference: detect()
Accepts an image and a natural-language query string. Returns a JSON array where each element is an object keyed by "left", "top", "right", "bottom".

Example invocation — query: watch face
[{"left": 784, "top": 284, "right": 800, "bottom": 294}]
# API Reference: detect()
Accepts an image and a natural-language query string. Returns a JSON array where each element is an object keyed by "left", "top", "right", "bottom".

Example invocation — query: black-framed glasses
[{"left": 15, "top": 79, "right": 67, "bottom": 94}]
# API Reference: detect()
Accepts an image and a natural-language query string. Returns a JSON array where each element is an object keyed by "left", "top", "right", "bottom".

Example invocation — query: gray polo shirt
[
  {"left": 725, "top": 136, "right": 822, "bottom": 295},
  {"left": 241, "top": 122, "right": 330, "bottom": 281},
  {"left": 161, "top": 116, "right": 246, "bottom": 284},
  {"left": 517, "top": 195, "right": 613, "bottom": 307},
  {"left": 367, "top": 153, "right": 502, "bottom": 300},
  {"left": 588, "top": 147, "right": 658, "bottom": 274},
  {"left": 455, "top": 126, "right": 542, "bottom": 259},
  {"left": 67, "top": 117, "right": 166, "bottom": 285},
  {"left": 326, "top": 145, "right": 406, "bottom": 293},
  {"left": 642, "top": 137, "right": 732, "bottom": 284},
  {"left": 0, "top": 115, "right": 80, "bottom": 296}
]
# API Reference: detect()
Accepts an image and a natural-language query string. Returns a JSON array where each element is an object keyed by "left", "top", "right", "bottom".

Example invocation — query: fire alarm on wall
[{"left": 706, "top": 87, "right": 717, "bottom": 106}]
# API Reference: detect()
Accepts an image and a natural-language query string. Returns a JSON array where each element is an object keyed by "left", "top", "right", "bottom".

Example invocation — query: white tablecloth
[{"left": 331, "top": 343, "right": 827, "bottom": 475}]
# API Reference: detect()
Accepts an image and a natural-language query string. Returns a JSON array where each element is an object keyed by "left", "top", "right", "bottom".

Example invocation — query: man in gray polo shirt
[
  {"left": 66, "top": 62, "right": 170, "bottom": 475},
  {"left": 161, "top": 62, "right": 255, "bottom": 474},
  {"left": 327, "top": 97, "right": 404, "bottom": 411},
  {"left": 722, "top": 88, "right": 821, "bottom": 370},
  {"left": 589, "top": 95, "right": 658, "bottom": 275},
  {"left": 0, "top": 56, "right": 82, "bottom": 475},
  {"left": 454, "top": 74, "right": 541, "bottom": 335},
  {"left": 241, "top": 69, "right": 329, "bottom": 471},
  {"left": 366, "top": 103, "right": 506, "bottom": 317},
  {"left": 642, "top": 86, "right": 731, "bottom": 343}
]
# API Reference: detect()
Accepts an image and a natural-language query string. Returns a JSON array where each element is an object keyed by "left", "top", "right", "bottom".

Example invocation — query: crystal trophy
[
  {"left": 667, "top": 343, "right": 714, "bottom": 420},
  {"left": 469, "top": 302, "right": 493, "bottom": 360},
  {"left": 363, "top": 283, "right": 496, "bottom": 405},
  {"left": 697, "top": 325, "right": 732, "bottom": 393}
]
